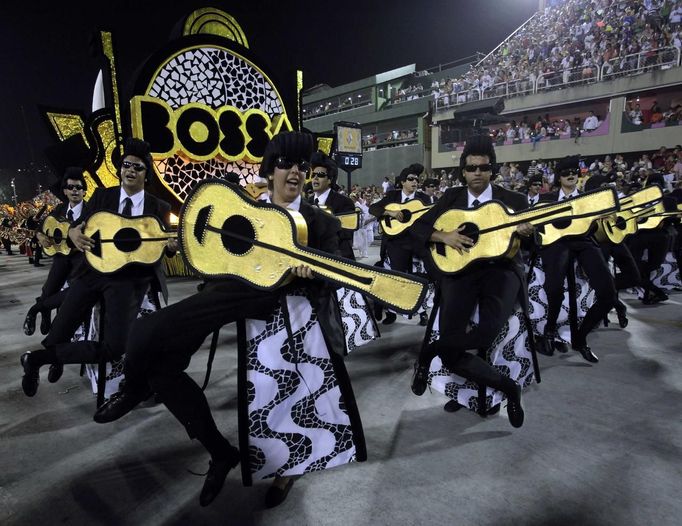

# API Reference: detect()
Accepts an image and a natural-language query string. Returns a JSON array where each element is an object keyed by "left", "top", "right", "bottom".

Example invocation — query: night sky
[{"left": 0, "top": 0, "right": 537, "bottom": 171}]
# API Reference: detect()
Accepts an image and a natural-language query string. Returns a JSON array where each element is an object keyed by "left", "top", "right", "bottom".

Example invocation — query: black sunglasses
[
  {"left": 274, "top": 156, "right": 310, "bottom": 172},
  {"left": 405, "top": 176, "right": 419, "bottom": 182},
  {"left": 121, "top": 160, "right": 147, "bottom": 172},
  {"left": 65, "top": 184, "right": 84, "bottom": 191},
  {"left": 312, "top": 171, "right": 329, "bottom": 178},
  {"left": 426, "top": 184, "right": 437, "bottom": 188},
  {"left": 463, "top": 164, "right": 492, "bottom": 173},
  {"left": 531, "top": 182, "right": 542, "bottom": 186}
]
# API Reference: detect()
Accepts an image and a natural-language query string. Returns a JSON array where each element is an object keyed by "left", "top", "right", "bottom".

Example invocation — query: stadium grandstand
[{"left": 302, "top": 0, "right": 682, "bottom": 192}]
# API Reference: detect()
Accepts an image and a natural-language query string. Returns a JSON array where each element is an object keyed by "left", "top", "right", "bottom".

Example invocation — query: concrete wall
[
  {"left": 339, "top": 144, "right": 424, "bottom": 188},
  {"left": 431, "top": 96, "right": 682, "bottom": 168}
]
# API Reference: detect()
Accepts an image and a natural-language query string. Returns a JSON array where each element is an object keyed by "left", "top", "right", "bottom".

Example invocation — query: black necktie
[
  {"left": 122, "top": 197, "right": 133, "bottom": 217},
  {"left": 314, "top": 197, "right": 319, "bottom": 206},
  {"left": 471, "top": 199, "right": 480, "bottom": 208},
  {"left": 560, "top": 195, "right": 568, "bottom": 201},
  {"left": 67, "top": 209, "right": 74, "bottom": 222}
]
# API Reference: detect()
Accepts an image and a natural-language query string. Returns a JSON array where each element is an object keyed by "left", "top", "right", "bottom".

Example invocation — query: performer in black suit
[
  {"left": 93, "top": 132, "right": 359, "bottom": 508},
  {"left": 422, "top": 178, "right": 438, "bottom": 204},
  {"left": 309, "top": 151, "right": 356, "bottom": 259},
  {"left": 23, "top": 168, "right": 88, "bottom": 338},
  {"left": 536, "top": 158, "right": 617, "bottom": 362},
  {"left": 526, "top": 175, "right": 543, "bottom": 206},
  {"left": 19, "top": 139, "right": 175, "bottom": 396},
  {"left": 1, "top": 213, "right": 14, "bottom": 255},
  {"left": 369, "top": 163, "right": 430, "bottom": 325},
  {"left": 410, "top": 135, "right": 528, "bottom": 428}
]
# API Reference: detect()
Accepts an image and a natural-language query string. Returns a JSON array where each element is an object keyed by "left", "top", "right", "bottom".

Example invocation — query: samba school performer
[
  {"left": 93, "top": 132, "right": 367, "bottom": 508},
  {"left": 19, "top": 139, "right": 176, "bottom": 397},
  {"left": 23, "top": 168, "right": 89, "bottom": 339},
  {"left": 536, "top": 157, "right": 617, "bottom": 362},
  {"left": 369, "top": 163, "right": 431, "bottom": 325},
  {"left": 409, "top": 134, "right": 528, "bottom": 428},
  {"left": 309, "top": 151, "right": 357, "bottom": 260}
]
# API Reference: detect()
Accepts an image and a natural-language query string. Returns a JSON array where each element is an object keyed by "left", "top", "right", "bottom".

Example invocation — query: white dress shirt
[
  {"left": 66, "top": 201, "right": 84, "bottom": 221},
  {"left": 558, "top": 189, "right": 579, "bottom": 201},
  {"left": 467, "top": 184, "right": 493, "bottom": 207},
  {"left": 119, "top": 187, "right": 145, "bottom": 216},
  {"left": 313, "top": 188, "right": 331, "bottom": 206}
]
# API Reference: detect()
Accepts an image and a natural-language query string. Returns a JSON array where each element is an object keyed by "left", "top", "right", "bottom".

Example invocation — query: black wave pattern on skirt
[
  {"left": 427, "top": 305, "right": 535, "bottom": 413},
  {"left": 526, "top": 258, "right": 595, "bottom": 344},
  {"left": 69, "top": 286, "right": 158, "bottom": 399},
  {"left": 243, "top": 290, "right": 363, "bottom": 480},
  {"left": 336, "top": 288, "right": 379, "bottom": 354}
]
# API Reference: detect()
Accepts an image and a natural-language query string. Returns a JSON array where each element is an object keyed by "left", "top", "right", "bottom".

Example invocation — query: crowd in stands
[
  {"left": 362, "top": 128, "right": 418, "bottom": 150},
  {"left": 625, "top": 99, "right": 682, "bottom": 124},
  {"left": 435, "top": 0, "right": 682, "bottom": 107}
]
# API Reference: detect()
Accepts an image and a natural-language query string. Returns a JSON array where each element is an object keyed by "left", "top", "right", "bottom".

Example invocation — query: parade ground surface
[{"left": 2, "top": 245, "right": 681, "bottom": 526}]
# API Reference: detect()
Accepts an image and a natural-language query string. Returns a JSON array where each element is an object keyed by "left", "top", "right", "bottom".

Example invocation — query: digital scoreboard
[{"left": 334, "top": 121, "right": 363, "bottom": 171}]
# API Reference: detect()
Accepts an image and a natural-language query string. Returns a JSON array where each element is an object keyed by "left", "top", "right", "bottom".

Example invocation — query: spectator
[
  {"left": 583, "top": 110, "right": 600, "bottom": 131},
  {"left": 628, "top": 103, "right": 644, "bottom": 125}
]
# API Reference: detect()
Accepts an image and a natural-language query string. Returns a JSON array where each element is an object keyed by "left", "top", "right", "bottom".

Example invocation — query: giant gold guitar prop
[
  {"left": 380, "top": 199, "right": 433, "bottom": 237},
  {"left": 318, "top": 205, "right": 361, "bottom": 231},
  {"left": 179, "top": 179, "right": 427, "bottom": 314},
  {"left": 82, "top": 212, "right": 175, "bottom": 273},
  {"left": 534, "top": 188, "right": 619, "bottom": 245},
  {"left": 594, "top": 186, "right": 663, "bottom": 244},
  {"left": 428, "top": 188, "right": 618, "bottom": 274},
  {"left": 41, "top": 216, "right": 72, "bottom": 256}
]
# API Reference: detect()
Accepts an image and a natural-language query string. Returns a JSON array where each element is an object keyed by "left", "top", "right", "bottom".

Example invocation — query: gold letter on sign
[{"left": 131, "top": 95, "right": 293, "bottom": 163}]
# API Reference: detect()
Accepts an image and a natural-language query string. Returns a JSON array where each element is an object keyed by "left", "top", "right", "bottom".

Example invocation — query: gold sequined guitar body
[
  {"left": 83, "top": 211, "right": 173, "bottom": 273},
  {"left": 380, "top": 200, "right": 433, "bottom": 237},
  {"left": 536, "top": 188, "right": 619, "bottom": 246},
  {"left": 41, "top": 215, "right": 72, "bottom": 256},
  {"left": 429, "top": 199, "right": 574, "bottom": 274},
  {"left": 595, "top": 186, "right": 663, "bottom": 244},
  {"left": 179, "top": 180, "right": 427, "bottom": 314}
]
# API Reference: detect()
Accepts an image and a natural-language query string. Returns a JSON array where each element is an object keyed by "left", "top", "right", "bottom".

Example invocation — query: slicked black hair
[
  {"left": 310, "top": 150, "right": 338, "bottom": 183},
  {"left": 61, "top": 167, "right": 87, "bottom": 192},
  {"left": 259, "top": 131, "right": 315, "bottom": 186},
  {"left": 459, "top": 134, "right": 496, "bottom": 171},
  {"left": 398, "top": 163, "right": 424, "bottom": 183},
  {"left": 119, "top": 138, "right": 154, "bottom": 183}
]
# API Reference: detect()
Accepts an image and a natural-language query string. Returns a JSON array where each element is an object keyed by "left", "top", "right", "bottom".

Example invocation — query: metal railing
[
  {"left": 601, "top": 46, "right": 681, "bottom": 81},
  {"left": 435, "top": 46, "right": 682, "bottom": 111}
]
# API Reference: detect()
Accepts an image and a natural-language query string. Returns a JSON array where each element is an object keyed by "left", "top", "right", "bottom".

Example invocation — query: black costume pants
[
  {"left": 541, "top": 239, "right": 617, "bottom": 344},
  {"left": 33, "top": 255, "right": 73, "bottom": 311},
  {"left": 433, "top": 264, "right": 520, "bottom": 391},
  {"left": 122, "top": 280, "right": 281, "bottom": 441},
  {"left": 601, "top": 243, "right": 641, "bottom": 290},
  {"left": 627, "top": 229, "right": 669, "bottom": 294},
  {"left": 42, "top": 269, "right": 152, "bottom": 364}
]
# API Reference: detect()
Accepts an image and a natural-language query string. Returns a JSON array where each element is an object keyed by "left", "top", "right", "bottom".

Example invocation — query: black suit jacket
[
  {"left": 411, "top": 184, "right": 530, "bottom": 309},
  {"left": 310, "top": 191, "right": 356, "bottom": 259},
  {"left": 74, "top": 186, "right": 173, "bottom": 302}
]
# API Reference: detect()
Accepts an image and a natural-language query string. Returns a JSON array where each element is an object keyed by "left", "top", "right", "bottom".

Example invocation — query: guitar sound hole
[
  {"left": 615, "top": 217, "right": 627, "bottom": 230},
  {"left": 460, "top": 222, "right": 480, "bottom": 245},
  {"left": 550, "top": 218, "right": 572, "bottom": 230},
  {"left": 401, "top": 210, "right": 412, "bottom": 223},
  {"left": 53, "top": 230, "right": 63, "bottom": 244},
  {"left": 113, "top": 228, "right": 142, "bottom": 252},
  {"left": 221, "top": 216, "right": 254, "bottom": 255}
]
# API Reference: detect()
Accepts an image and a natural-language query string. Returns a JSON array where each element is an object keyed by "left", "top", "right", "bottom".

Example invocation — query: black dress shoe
[
  {"left": 443, "top": 400, "right": 463, "bottom": 412},
  {"left": 93, "top": 389, "right": 152, "bottom": 423},
  {"left": 418, "top": 312, "right": 429, "bottom": 326},
  {"left": 574, "top": 344, "right": 599, "bottom": 363},
  {"left": 40, "top": 311, "right": 51, "bottom": 335},
  {"left": 603, "top": 316, "right": 609, "bottom": 328},
  {"left": 505, "top": 382, "right": 524, "bottom": 428},
  {"left": 411, "top": 362, "right": 429, "bottom": 396},
  {"left": 382, "top": 312, "right": 397, "bottom": 325},
  {"left": 199, "top": 447, "right": 240, "bottom": 507},
  {"left": 553, "top": 341, "right": 569, "bottom": 353},
  {"left": 616, "top": 308, "right": 629, "bottom": 329},
  {"left": 20, "top": 352, "right": 40, "bottom": 397},
  {"left": 535, "top": 336, "right": 553, "bottom": 356},
  {"left": 264, "top": 477, "right": 295, "bottom": 509},
  {"left": 23, "top": 311, "right": 37, "bottom": 336},
  {"left": 47, "top": 363, "right": 64, "bottom": 383}
]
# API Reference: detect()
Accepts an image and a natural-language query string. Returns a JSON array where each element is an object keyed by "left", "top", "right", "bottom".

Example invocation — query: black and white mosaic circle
[{"left": 147, "top": 46, "right": 285, "bottom": 199}]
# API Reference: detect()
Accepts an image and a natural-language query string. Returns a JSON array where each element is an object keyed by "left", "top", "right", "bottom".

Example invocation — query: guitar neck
[{"left": 205, "top": 224, "right": 426, "bottom": 314}]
